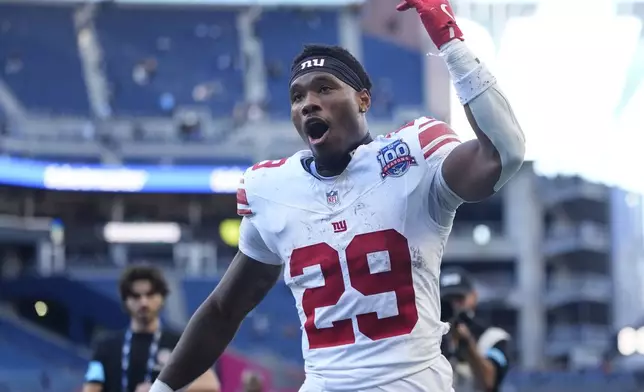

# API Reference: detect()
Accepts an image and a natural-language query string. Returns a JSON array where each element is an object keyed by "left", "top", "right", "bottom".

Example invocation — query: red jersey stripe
[
  {"left": 237, "top": 188, "right": 249, "bottom": 205},
  {"left": 423, "top": 137, "right": 460, "bottom": 159},
  {"left": 418, "top": 122, "right": 457, "bottom": 150},
  {"left": 237, "top": 208, "right": 253, "bottom": 216}
]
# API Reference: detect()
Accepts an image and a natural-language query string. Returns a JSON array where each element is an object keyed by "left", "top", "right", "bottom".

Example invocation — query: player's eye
[
  {"left": 291, "top": 92, "right": 303, "bottom": 102},
  {"left": 319, "top": 85, "right": 332, "bottom": 94}
]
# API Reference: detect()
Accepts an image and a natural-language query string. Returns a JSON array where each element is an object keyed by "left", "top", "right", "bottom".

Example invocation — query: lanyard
[{"left": 121, "top": 327, "right": 162, "bottom": 392}]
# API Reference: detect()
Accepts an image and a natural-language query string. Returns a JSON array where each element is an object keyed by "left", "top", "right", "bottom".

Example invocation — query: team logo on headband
[
  {"left": 377, "top": 140, "right": 417, "bottom": 179},
  {"left": 300, "top": 58, "right": 326, "bottom": 70}
]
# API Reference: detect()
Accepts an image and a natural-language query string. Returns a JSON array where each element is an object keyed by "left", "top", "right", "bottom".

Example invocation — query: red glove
[{"left": 396, "top": 0, "right": 463, "bottom": 49}]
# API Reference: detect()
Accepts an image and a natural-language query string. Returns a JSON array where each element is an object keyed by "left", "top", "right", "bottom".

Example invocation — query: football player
[{"left": 151, "top": 0, "right": 525, "bottom": 391}]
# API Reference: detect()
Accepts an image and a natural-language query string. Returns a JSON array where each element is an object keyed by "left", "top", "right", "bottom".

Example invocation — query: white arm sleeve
[
  {"left": 238, "top": 217, "right": 282, "bottom": 265},
  {"left": 426, "top": 142, "right": 465, "bottom": 227},
  {"left": 441, "top": 40, "right": 526, "bottom": 191}
]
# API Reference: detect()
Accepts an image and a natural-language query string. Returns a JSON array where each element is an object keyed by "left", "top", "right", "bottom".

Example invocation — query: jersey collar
[{"left": 301, "top": 133, "right": 373, "bottom": 180}]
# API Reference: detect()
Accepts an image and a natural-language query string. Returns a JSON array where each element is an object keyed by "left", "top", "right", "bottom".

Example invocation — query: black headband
[{"left": 289, "top": 56, "right": 367, "bottom": 93}]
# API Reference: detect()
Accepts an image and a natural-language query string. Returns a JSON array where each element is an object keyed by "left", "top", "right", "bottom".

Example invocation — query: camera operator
[{"left": 440, "top": 268, "right": 512, "bottom": 392}]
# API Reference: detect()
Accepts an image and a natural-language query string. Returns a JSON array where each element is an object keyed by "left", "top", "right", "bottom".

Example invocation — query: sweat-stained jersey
[{"left": 237, "top": 117, "right": 463, "bottom": 391}]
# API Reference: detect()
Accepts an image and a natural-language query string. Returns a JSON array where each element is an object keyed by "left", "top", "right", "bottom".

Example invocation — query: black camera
[
  {"left": 440, "top": 298, "right": 456, "bottom": 323},
  {"left": 441, "top": 297, "right": 472, "bottom": 324},
  {"left": 440, "top": 297, "right": 472, "bottom": 360}
]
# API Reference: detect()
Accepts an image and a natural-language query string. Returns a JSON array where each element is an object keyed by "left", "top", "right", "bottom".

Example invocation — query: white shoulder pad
[
  {"left": 414, "top": 117, "right": 461, "bottom": 163},
  {"left": 386, "top": 116, "right": 461, "bottom": 162},
  {"left": 237, "top": 152, "right": 307, "bottom": 217}
]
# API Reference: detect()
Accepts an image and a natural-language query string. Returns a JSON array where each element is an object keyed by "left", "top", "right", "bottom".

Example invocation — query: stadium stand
[
  {"left": 361, "top": 35, "right": 423, "bottom": 118},
  {"left": 0, "top": 4, "right": 89, "bottom": 115},
  {"left": 257, "top": 9, "right": 341, "bottom": 116},
  {"left": 0, "top": 311, "right": 86, "bottom": 391},
  {"left": 95, "top": 5, "right": 243, "bottom": 117}
]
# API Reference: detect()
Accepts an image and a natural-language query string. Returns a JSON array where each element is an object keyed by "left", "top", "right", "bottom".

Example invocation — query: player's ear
[{"left": 357, "top": 89, "right": 371, "bottom": 113}]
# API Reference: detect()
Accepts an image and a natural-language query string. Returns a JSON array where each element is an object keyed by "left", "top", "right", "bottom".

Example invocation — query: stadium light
[
  {"left": 210, "top": 168, "right": 244, "bottom": 193},
  {"left": 636, "top": 327, "right": 644, "bottom": 355},
  {"left": 219, "top": 219, "right": 241, "bottom": 247},
  {"left": 103, "top": 222, "right": 181, "bottom": 244},
  {"left": 618, "top": 327, "right": 637, "bottom": 356},
  {"left": 472, "top": 224, "right": 491, "bottom": 246},
  {"left": 34, "top": 301, "right": 48, "bottom": 317}
]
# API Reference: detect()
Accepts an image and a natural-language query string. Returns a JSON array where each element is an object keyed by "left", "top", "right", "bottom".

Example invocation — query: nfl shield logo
[{"left": 326, "top": 190, "right": 339, "bottom": 206}]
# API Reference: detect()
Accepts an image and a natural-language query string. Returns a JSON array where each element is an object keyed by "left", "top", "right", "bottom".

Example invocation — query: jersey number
[
  {"left": 289, "top": 229, "right": 418, "bottom": 349},
  {"left": 252, "top": 159, "right": 287, "bottom": 171}
]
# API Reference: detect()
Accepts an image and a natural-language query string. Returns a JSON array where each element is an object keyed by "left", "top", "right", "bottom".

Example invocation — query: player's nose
[{"left": 301, "top": 96, "right": 322, "bottom": 117}]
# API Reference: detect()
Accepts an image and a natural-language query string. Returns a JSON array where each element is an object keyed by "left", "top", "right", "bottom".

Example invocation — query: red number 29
[{"left": 289, "top": 229, "right": 419, "bottom": 349}]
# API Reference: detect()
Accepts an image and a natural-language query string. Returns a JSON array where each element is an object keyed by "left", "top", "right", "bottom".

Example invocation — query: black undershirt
[{"left": 86, "top": 329, "right": 181, "bottom": 392}]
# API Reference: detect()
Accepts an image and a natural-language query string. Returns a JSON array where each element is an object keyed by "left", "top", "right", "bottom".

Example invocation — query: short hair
[
  {"left": 118, "top": 265, "right": 169, "bottom": 301},
  {"left": 292, "top": 44, "right": 373, "bottom": 92}
]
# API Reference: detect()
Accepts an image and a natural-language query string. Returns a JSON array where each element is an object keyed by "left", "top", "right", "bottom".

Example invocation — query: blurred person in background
[
  {"left": 82, "top": 265, "right": 220, "bottom": 392},
  {"left": 240, "top": 370, "right": 263, "bottom": 392},
  {"left": 150, "top": 0, "right": 525, "bottom": 390},
  {"left": 440, "top": 268, "right": 512, "bottom": 392}
]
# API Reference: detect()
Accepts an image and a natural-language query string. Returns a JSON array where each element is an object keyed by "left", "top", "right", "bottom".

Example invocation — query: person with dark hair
[
  {"left": 82, "top": 265, "right": 220, "bottom": 392},
  {"left": 440, "top": 268, "right": 512, "bottom": 392},
  {"left": 151, "top": 0, "right": 525, "bottom": 391},
  {"left": 117, "top": 265, "right": 170, "bottom": 305}
]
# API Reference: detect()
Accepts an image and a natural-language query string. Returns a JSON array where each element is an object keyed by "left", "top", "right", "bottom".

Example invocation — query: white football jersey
[{"left": 237, "top": 117, "right": 463, "bottom": 391}]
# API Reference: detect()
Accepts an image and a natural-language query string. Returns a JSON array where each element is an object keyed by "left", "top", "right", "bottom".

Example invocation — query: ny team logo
[
  {"left": 377, "top": 140, "right": 417, "bottom": 179},
  {"left": 332, "top": 220, "right": 347, "bottom": 233},
  {"left": 326, "top": 190, "right": 339, "bottom": 206},
  {"left": 300, "top": 58, "right": 325, "bottom": 70}
]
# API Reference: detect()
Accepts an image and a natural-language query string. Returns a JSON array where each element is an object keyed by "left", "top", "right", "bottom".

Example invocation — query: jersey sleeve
[
  {"left": 236, "top": 177, "right": 252, "bottom": 216},
  {"left": 239, "top": 217, "right": 282, "bottom": 265},
  {"left": 84, "top": 337, "right": 109, "bottom": 384},
  {"left": 486, "top": 338, "right": 512, "bottom": 387},
  {"left": 236, "top": 171, "right": 282, "bottom": 265},
  {"left": 477, "top": 326, "right": 512, "bottom": 388},
  {"left": 416, "top": 118, "right": 465, "bottom": 226}
]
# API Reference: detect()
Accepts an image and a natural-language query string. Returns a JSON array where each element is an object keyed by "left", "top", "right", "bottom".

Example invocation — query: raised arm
[
  {"left": 440, "top": 41, "right": 525, "bottom": 201},
  {"left": 151, "top": 251, "right": 282, "bottom": 392},
  {"left": 398, "top": 0, "right": 526, "bottom": 202}
]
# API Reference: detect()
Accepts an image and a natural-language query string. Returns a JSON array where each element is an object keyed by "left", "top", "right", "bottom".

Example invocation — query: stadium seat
[
  {"left": 257, "top": 9, "right": 340, "bottom": 117},
  {"left": 95, "top": 6, "right": 243, "bottom": 117},
  {"left": 0, "top": 4, "right": 90, "bottom": 115},
  {"left": 361, "top": 34, "right": 424, "bottom": 118},
  {"left": 0, "top": 316, "right": 85, "bottom": 391}
]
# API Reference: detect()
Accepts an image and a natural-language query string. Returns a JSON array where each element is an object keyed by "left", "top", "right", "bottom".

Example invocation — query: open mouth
[{"left": 304, "top": 117, "right": 330, "bottom": 145}]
